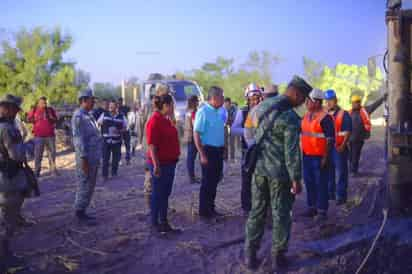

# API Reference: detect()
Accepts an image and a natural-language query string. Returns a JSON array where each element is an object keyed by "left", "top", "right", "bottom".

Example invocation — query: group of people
[
  {"left": 0, "top": 75, "right": 386, "bottom": 271},
  {"left": 177, "top": 76, "right": 385, "bottom": 271}
]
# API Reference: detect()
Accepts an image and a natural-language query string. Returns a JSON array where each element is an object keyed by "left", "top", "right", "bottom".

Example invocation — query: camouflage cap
[
  {"left": 78, "top": 88, "right": 95, "bottom": 100},
  {"left": 288, "top": 76, "right": 312, "bottom": 97},
  {"left": 0, "top": 94, "right": 23, "bottom": 109}
]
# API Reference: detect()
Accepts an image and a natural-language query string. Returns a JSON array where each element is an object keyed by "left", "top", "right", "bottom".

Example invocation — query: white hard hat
[
  {"left": 309, "top": 89, "right": 324, "bottom": 101},
  {"left": 244, "top": 83, "right": 261, "bottom": 98}
]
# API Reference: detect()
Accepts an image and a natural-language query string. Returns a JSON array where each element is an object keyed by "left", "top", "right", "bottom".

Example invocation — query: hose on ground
[{"left": 355, "top": 208, "right": 388, "bottom": 274}]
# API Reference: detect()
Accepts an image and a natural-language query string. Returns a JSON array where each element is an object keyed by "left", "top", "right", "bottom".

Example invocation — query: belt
[{"left": 204, "top": 145, "right": 224, "bottom": 150}]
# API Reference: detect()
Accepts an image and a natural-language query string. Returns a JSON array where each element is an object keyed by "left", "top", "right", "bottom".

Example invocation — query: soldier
[
  {"left": 244, "top": 76, "right": 312, "bottom": 271},
  {"left": 72, "top": 89, "right": 103, "bottom": 225},
  {"left": 0, "top": 94, "right": 32, "bottom": 271}
]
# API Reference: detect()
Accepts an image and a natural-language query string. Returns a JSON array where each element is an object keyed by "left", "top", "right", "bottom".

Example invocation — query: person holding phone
[{"left": 27, "top": 96, "right": 58, "bottom": 177}]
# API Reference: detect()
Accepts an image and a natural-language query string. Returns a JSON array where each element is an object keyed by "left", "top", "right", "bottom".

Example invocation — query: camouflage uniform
[
  {"left": 71, "top": 107, "right": 102, "bottom": 211},
  {"left": 245, "top": 95, "right": 302, "bottom": 256},
  {"left": 0, "top": 100, "right": 31, "bottom": 260}
]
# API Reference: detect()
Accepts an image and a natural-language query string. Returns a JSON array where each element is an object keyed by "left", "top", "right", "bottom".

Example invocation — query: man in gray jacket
[
  {"left": 72, "top": 89, "right": 103, "bottom": 225},
  {"left": 0, "top": 94, "right": 32, "bottom": 271}
]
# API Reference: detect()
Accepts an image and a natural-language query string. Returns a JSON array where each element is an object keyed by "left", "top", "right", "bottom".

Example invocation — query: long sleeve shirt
[
  {"left": 253, "top": 96, "right": 302, "bottom": 182},
  {"left": 231, "top": 109, "right": 245, "bottom": 137},
  {"left": 71, "top": 108, "right": 103, "bottom": 165},
  {"left": 27, "top": 107, "right": 57, "bottom": 137}
]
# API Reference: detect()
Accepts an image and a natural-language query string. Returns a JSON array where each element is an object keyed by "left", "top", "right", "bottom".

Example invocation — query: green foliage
[
  {"left": 185, "top": 51, "right": 280, "bottom": 105},
  {"left": 303, "top": 57, "right": 384, "bottom": 110},
  {"left": 0, "top": 27, "right": 86, "bottom": 110},
  {"left": 93, "top": 82, "right": 121, "bottom": 100}
]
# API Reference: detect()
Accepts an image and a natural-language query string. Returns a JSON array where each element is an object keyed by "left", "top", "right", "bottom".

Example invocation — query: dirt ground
[{"left": 10, "top": 127, "right": 386, "bottom": 274}]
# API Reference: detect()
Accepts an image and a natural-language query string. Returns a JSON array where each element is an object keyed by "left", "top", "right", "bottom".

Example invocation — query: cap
[
  {"left": 288, "top": 76, "right": 312, "bottom": 97},
  {"left": 324, "top": 89, "right": 337, "bottom": 100},
  {"left": 309, "top": 89, "right": 325, "bottom": 101},
  {"left": 78, "top": 88, "right": 94, "bottom": 100},
  {"left": 0, "top": 94, "right": 23, "bottom": 109},
  {"left": 351, "top": 95, "right": 362, "bottom": 102}
]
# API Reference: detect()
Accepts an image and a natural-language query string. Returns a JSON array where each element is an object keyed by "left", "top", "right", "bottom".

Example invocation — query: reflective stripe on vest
[
  {"left": 301, "top": 111, "right": 328, "bottom": 156},
  {"left": 350, "top": 107, "right": 371, "bottom": 132},
  {"left": 334, "top": 110, "right": 345, "bottom": 147}
]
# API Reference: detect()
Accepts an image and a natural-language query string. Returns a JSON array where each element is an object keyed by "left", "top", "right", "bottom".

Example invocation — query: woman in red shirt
[{"left": 146, "top": 94, "right": 180, "bottom": 233}]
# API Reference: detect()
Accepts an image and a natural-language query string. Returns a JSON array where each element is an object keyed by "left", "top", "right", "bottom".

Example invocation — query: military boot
[
  {"left": 1, "top": 240, "right": 25, "bottom": 268},
  {"left": 245, "top": 249, "right": 259, "bottom": 270},
  {"left": 269, "top": 251, "right": 289, "bottom": 272},
  {"left": 75, "top": 210, "right": 97, "bottom": 226}
]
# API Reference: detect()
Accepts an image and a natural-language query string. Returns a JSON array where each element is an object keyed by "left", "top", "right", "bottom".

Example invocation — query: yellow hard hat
[{"left": 351, "top": 95, "right": 362, "bottom": 102}]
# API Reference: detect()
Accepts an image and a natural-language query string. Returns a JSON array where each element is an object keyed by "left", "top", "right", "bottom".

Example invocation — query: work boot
[
  {"left": 1, "top": 240, "right": 25, "bottom": 268},
  {"left": 17, "top": 214, "right": 36, "bottom": 227},
  {"left": 245, "top": 249, "right": 259, "bottom": 270},
  {"left": 211, "top": 209, "right": 225, "bottom": 217},
  {"left": 158, "top": 222, "right": 182, "bottom": 234},
  {"left": 75, "top": 210, "right": 97, "bottom": 226},
  {"left": 301, "top": 208, "right": 317, "bottom": 218},
  {"left": 336, "top": 199, "right": 346, "bottom": 206},
  {"left": 270, "top": 251, "right": 289, "bottom": 271},
  {"left": 314, "top": 211, "right": 328, "bottom": 223},
  {"left": 189, "top": 176, "right": 200, "bottom": 184}
]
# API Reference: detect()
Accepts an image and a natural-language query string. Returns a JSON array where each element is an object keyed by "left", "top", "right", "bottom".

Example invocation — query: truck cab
[{"left": 140, "top": 79, "right": 204, "bottom": 134}]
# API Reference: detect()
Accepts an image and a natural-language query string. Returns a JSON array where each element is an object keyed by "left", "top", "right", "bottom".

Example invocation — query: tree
[
  {"left": 93, "top": 82, "right": 120, "bottom": 100},
  {"left": 303, "top": 57, "right": 384, "bottom": 110},
  {"left": 243, "top": 50, "right": 281, "bottom": 85},
  {"left": 187, "top": 51, "right": 281, "bottom": 105},
  {"left": 75, "top": 69, "right": 91, "bottom": 91},
  {"left": 0, "top": 27, "right": 81, "bottom": 110}
]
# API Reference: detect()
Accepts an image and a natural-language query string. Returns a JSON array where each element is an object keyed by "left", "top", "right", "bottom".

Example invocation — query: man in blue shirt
[
  {"left": 194, "top": 86, "right": 225, "bottom": 218},
  {"left": 324, "top": 90, "right": 352, "bottom": 205}
]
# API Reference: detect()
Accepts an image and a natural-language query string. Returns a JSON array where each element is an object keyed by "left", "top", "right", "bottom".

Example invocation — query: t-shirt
[
  {"left": 146, "top": 111, "right": 180, "bottom": 164},
  {"left": 194, "top": 103, "right": 225, "bottom": 147}
]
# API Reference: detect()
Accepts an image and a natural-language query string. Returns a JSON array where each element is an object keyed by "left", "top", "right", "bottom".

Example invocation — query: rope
[{"left": 355, "top": 208, "right": 388, "bottom": 274}]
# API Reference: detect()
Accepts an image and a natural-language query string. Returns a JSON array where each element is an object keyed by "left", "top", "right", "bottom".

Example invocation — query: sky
[{"left": 0, "top": 0, "right": 391, "bottom": 85}]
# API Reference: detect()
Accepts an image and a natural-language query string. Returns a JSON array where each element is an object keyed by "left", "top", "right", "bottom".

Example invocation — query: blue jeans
[
  {"left": 328, "top": 148, "right": 349, "bottom": 202},
  {"left": 186, "top": 142, "right": 198, "bottom": 178},
  {"left": 199, "top": 146, "right": 224, "bottom": 216},
  {"left": 148, "top": 163, "right": 176, "bottom": 225},
  {"left": 303, "top": 155, "right": 329, "bottom": 213}
]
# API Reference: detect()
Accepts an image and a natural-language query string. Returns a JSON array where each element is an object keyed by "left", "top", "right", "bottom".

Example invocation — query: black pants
[
  {"left": 349, "top": 141, "right": 364, "bottom": 173},
  {"left": 199, "top": 146, "right": 224, "bottom": 216},
  {"left": 102, "top": 142, "right": 121, "bottom": 178},
  {"left": 241, "top": 151, "right": 252, "bottom": 212},
  {"left": 122, "top": 132, "right": 131, "bottom": 161}
]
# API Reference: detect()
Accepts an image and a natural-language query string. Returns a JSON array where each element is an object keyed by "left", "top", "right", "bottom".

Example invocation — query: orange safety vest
[
  {"left": 332, "top": 109, "right": 346, "bottom": 147},
  {"left": 301, "top": 111, "right": 328, "bottom": 156},
  {"left": 350, "top": 108, "right": 371, "bottom": 132}
]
